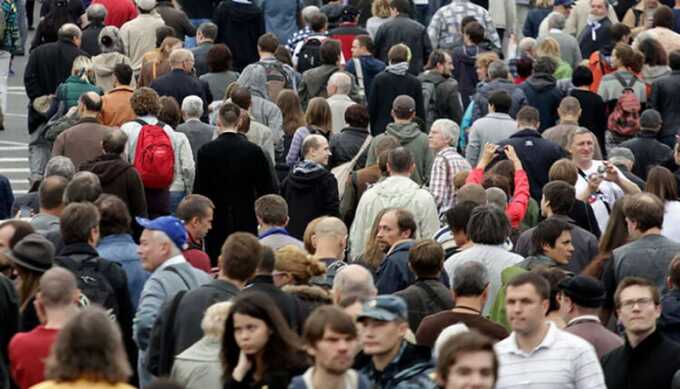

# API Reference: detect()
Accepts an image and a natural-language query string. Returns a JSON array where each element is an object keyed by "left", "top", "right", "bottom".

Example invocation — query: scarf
[
  {"left": 386, "top": 61, "right": 409, "bottom": 76},
  {"left": 587, "top": 15, "right": 606, "bottom": 41},
  {"left": 293, "top": 160, "right": 326, "bottom": 174}
]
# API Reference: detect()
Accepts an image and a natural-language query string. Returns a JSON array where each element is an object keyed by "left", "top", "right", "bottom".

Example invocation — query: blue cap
[
  {"left": 136, "top": 216, "right": 188, "bottom": 250},
  {"left": 554, "top": 0, "right": 574, "bottom": 6},
  {"left": 357, "top": 295, "right": 408, "bottom": 322}
]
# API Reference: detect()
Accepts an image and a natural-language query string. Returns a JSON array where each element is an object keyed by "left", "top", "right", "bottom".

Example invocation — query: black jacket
[
  {"left": 520, "top": 73, "right": 564, "bottom": 132},
  {"left": 177, "top": 0, "right": 217, "bottom": 19},
  {"left": 374, "top": 14, "right": 431, "bottom": 76},
  {"left": 650, "top": 70, "right": 680, "bottom": 140},
  {"left": 619, "top": 131, "right": 673, "bottom": 179},
  {"left": 578, "top": 17, "right": 612, "bottom": 59},
  {"left": 602, "top": 329, "right": 680, "bottom": 389},
  {"left": 190, "top": 42, "right": 215, "bottom": 77},
  {"left": 418, "top": 70, "right": 463, "bottom": 126},
  {"left": 570, "top": 89, "right": 608, "bottom": 157},
  {"left": 24, "top": 38, "right": 87, "bottom": 100},
  {"left": 452, "top": 44, "right": 488, "bottom": 108},
  {"left": 395, "top": 278, "right": 454, "bottom": 332},
  {"left": 368, "top": 71, "right": 425, "bottom": 136},
  {"left": 0, "top": 274, "right": 17, "bottom": 389},
  {"left": 172, "top": 279, "right": 240, "bottom": 354},
  {"left": 150, "top": 69, "right": 212, "bottom": 119},
  {"left": 243, "top": 275, "right": 303, "bottom": 333},
  {"left": 80, "top": 22, "right": 104, "bottom": 56},
  {"left": 213, "top": 0, "right": 265, "bottom": 72},
  {"left": 329, "top": 126, "right": 370, "bottom": 168},
  {"left": 281, "top": 164, "right": 340, "bottom": 239},
  {"left": 497, "top": 129, "right": 566, "bottom": 201},
  {"left": 194, "top": 132, "right": 276, "bottom": 261}
]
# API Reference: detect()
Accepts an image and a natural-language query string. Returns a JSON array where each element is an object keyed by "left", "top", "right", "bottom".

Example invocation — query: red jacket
[
  {"left": 465, "top": 168, "right": 530, "bottom": 229},
  {"left": 9, "top": 326, "right": 59, "bottom": 389},
  {"left": 91, "top": 0, "right": 138, "bottom": 28},
  {"left": 182, "top": 232, "right": 212, "bottom": 273}
]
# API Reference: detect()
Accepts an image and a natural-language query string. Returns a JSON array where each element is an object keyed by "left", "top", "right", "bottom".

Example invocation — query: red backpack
[
  {"left": 607, "top": 73, "right": 641, "bottom": 137},
  {"left": 133, "top": 119, "right": 175, "bottom": 189}
]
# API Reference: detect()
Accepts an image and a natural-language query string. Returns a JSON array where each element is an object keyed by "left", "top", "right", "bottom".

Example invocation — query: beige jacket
[
  {"left": 634, "top": 27, "right": 680, "bottom": 56},
  {"left": 120, "top": 13, "right": 166, "bottom": 73},
  {"left": 565, "top": 0, "right": 619, "bottom": 37},
  {"left": 489, "top": 0, "right": 516, "bottom": 32}
]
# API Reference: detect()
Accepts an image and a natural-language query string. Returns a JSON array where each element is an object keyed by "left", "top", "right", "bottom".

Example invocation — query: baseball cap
[
  {"left": 554, "top": 0, "right": 574, "bottom": 7},
  {"left": 5, "top": 233, "right": 54, "bottom": 273},
  {"left": 136, "top": 216, "right": 188, "bottom": 250},
  {"left": 558, "top": 275, "right": 606, "bottom": 308},
  {"left": 135, "top": 0, "right": 156, "bottom": 11},
  {"left": 392, "top": 95, "right": 416, "bottom": 114},
  {"left": 357, "top": 295, "right": 408, "bottom": 322}
]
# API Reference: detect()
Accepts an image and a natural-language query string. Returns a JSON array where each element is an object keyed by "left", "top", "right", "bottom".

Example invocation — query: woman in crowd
[
  {"left": 273, "top": 245, "right": 330, "bottom": 315},
  {"left": 92, "top": 27, "right": 134, "bottom": 93},
  {"left": 221, "top": 292, "right": 308, "bottom": 389},
  {"left": 583, "top": 198, "right": 629, "bottom": 278},
  {"left": 275, "top": 90, "right": 306, "bottom": 180},
  {"left": 366, "top": 0, "right": 391, "bottom": 38},
  {"left": 536, "top": 37, "right": 572, "bottom": 80},
  {"left": 32, "top": 307, "right": 134, "bottom": 389},
  {"left": 329, "top": 104, "right": 371, "bottom": 168},
  {"left": 199, "top": 44, "right": 240, "bottom": 102},
  {"left": 645, "top": 166, "right": 680, "bottom": 243},
  {"left": 286, "top": 97, "right": 333, "bottom": 167},
  {"left": 139, "top": 37, "right": 183, "bottom": 88},
  {"left": 158, "top": 96, "right": 182, "bottom": 129},
  {"left": 637, "top": 37, "right": 670, "bottom": 95},
  {"left": 49, "top": 56, "right": 103, "bottom": 118}
]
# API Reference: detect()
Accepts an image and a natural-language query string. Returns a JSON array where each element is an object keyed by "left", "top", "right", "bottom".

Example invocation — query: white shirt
[
  {"left": 662, "top": 200, "right": 680, "bottom": 243},
  {"left": 495, "top": 321, "right": 607, "bottom": 389},
  {"left": 574, "top": 160, "right": 627, "bottom": 233},
  {"left": 156, "top": 254, "right": 187, "bottom": 273}
]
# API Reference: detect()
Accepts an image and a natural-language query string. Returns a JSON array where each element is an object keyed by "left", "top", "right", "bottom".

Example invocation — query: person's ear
[
  {"left": 73, "top": 288, "right": 82, "bottom": 304},
  {"left": 667, "top": 276, "right": 674, "bottom": 291},
  {"left": 542, "top": 298, "right": 550, "bottom": 316}
]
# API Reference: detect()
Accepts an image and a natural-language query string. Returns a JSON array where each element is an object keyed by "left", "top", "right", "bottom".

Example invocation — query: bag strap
[
  {"left": 353, "top": 58, "right": 365, "bottom": 93},
  {"left": 163, "top": 266, "right": 191, "bottom": 290},
  {"left": 416, "top": 280, "right": 450, "bottom": 311},
  {"left": 347, "top": 134, "right": 372, "bottom": 169},
  {"left": 613, "top": 72, "right": 635, "bottom": 90}
]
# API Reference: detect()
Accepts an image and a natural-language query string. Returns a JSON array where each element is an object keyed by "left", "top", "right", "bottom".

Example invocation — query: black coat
[
  {"left": 194, "top": 132, "right": 276, "bottom": 260},
  {"left": 0, "top": 274, "right": 17, "bottom": 389},
  {"left": 329, "top": 126, "right": 370, "bottom": 168},
  {"left": 368, "top": 71, "right": 425, "bottom": 136},
  {"left": 394, "top": 278, "right": 454, "bottom": 332},
  {"left": 374, "top": 14, "right": 431, "bottom": 76},
  {"left": 649, "top": 70, "right": 680, "bottom": 140},
  {"left": 243, "top": 275, "right": 304, "bottom": 333},
  {"left": 150, "top": 69, "right": 212, "bottom": 119},
  {"left": 190, "top": 42, "right": 215, "bottom": 77},
  {"left": 578, "top": 17, "right": 612, "bottom": 59},
  {"left": 520, "top": 73, "right": 564, "bottom": 132},
  {"left": 281, "top": 165, "right": 340, "bottom": 240},
  {"left": 619, "top": 131, "right": 673, "bottom": 179},
  {"left": 24, "top": 38, "right": 87, "bottom": 131},
  {"left": 80, "top": 22, "right": 104, "bottom": 56},
  {"left": 213, "top": 0, "right": 265, "bottom": 72},
  {"left": 571, "top": 88, "right": 608, "bottom": 157},
  {"left": 177, "top": 0, "right": 216, "bottom": 19},
  {"left": 157, "top": 1, "right": 197, "bottom": 42},
  {"left": 497, "top": 129, "right": 566, "bottom": 201},
  {"left": 602, "top": 330, "right": 680, "bottom": 389}
]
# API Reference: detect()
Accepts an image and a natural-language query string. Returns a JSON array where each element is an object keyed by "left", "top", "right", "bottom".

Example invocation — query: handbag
[{"left": 331, "top": 134, "right": 372, "bottom": 200}]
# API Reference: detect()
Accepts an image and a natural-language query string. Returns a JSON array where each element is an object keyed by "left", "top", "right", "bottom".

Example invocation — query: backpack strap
[
  {"left": 613, "top": 72, "right": 636, "bottom": 89},
  {"left": 163, "top": 266, "right": 191, "bottom": 290},
  {"left": 415, "top": 280, "right": 450, "bottom": 311},
  {"left": 353, "top": 58, "right": 365, "bottom": 94}
]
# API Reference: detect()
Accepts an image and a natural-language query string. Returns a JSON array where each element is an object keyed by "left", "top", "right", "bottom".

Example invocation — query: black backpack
[
  {"left": 297, "top": 37, "right": 323, "bottom": 73},
  {"left": 55, "top": 255, "right": 119, "bottom": 320}
]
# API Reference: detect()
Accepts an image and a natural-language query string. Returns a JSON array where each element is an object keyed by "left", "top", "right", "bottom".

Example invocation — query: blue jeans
[
  {"left": 184, "top": 18, "right": 210, "bottom": 48},
  {"left": 15, "top": 0, "right": 27, "bottom": 51}
]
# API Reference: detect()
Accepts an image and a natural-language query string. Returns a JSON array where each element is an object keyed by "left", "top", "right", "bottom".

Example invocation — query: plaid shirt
[
  {"left": 427, "top": 0, "right": 501, "bottom": 51},
  {"left": 429, "top": 147, "right": 471, "bottom": 213}
]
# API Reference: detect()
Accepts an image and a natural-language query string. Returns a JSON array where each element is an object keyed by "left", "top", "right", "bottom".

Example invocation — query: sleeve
[
  {"left": 192, "top": 148, "right": 206, "bottom": 195},
  {"left": 52, "top": 134, "right": 65, "bottom": 156},
  {"left": 323, "top": 175, "right": 340, "bottom": 217},
  {"left": 427, "top": 9, "right": 441, "bottom": 49},
  {"left": 649, "top": 80, "right": 659, "bottom": 110},
  {"left": 365, "top": 137, "right": 378, "bottom": 166},
  {"left": 439, "top": 82, "right": 463, "bottom": 125},
  {"left": 465, "top": 126, "right": 481, "bottom": 166},
  {"left": 134, "top": 278, "right": 165, "bottom": 350},
  {"left": 128, "top": 169, "right": 148, "bottom": 218},
  {"left": 465, "top": 167, "right": 485, "bottom": 185},
  {"left": 601, "top": 255, "right": 617, "bottom": 309},
  {"left": 373, "top": 26, "right": 385, "bottom": 62},
  {"left": 484, "top": 11, "right": 502, "bottom": 49},
  {"left": 178, "top": 134, "right": 195, "bottom": 193},
  {"left": 429, "top": 156, "right": 446, "bottom": 209},
  {"left": 268, "top": 105, "right": 284, "bottom": 143},
  {"left": 421, "top": 29, "right": 433, "bottom": 71},
  {"left": 181, "top": 14, "right": 197, "bottom": 37},
  {"left": 419, "top": 194, "right": 441, "bottom": 239},
  {"left": 514, "top": 229, "right": 532, "bottom": 257},
  {"left": 254, "top": 148, "right": 276, "bottom": 197},
  {"left": 376, "top": 260, "right": 405, "bottom": 295},
  {"left": 505, "top": 169, "right": 530, "bottom": 228},
  {"left": 414, "top": 80, "right": 426, "bottom": 124},
  {"left": 422, "top": 147, "right": 434, "bottom": 184},
  {"left": 349, "top": 194, "right": 370, "bottom": 260},
  {"left": 368, "top": 77, "right": 379, "bottom": 130},
  {"left": 263, "top": 128, "right": 275, "bottom": 162},
  {"left": 23, "top": 51, "right": 42, "bottom": 100},
  {"left": 111, "top": 267, "right": 136, "bottom": 374},
  {"left": 286, "top": 128, "right": 305, "bottom": 167},
  {"left": 572, "top": 346, "right": 607, "bottom": 389},
  {"left": 298, "top": 76, "right": 310, "bottom": 110},
  {"left": 522, "top": 14, "right": 534, "bottom": 38}
]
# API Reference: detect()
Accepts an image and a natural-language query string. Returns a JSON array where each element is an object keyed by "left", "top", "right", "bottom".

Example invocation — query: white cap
[{"left": 135, "top": 0, "right": 156, "bottom": 11}]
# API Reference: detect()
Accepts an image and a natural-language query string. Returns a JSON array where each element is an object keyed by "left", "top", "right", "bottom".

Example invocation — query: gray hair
[
  {"left": 486, "top": 187, "right": 508, "bottom": 210},
  {"left": 332, "top": 264, "right": 377, "bottom": 301},
  {"left": 518, "top": 37, "right": 536, "bottom": 54},
  {"left": 58, "top": 23, "right": 81, "bottom": 40},
  {"left": 44, "top": 156, "right": 76, "bottom": 181},
  {"left": 151, "top": 230, "right": 182, "bottom": 256},
  {"left": 302, "top": 5, "right": 320, "bottom": 24},
  {"left": 452, "top": 261, "right": 489, "bottom": 297},
  {"left": 98, "top": 26, "right": 124, "bottom": 53},
  {"left": 487, "top": 60, "right": 509, "bottom": 80},
  {"left": 201, "top": 301, "right": 232, "bottom": 339},
  {"left": 181, "top": 95, "right": 204, "bottom": 118},
  {"left": 328, "top": 72, "right": 351, "bottom": 95},
  {"left": 86, "top": 3, "right": 107, "bottom": 23},
  {"left": 169, "top": 48, "right": 194, "bottom": 65},
  {"left": 63, "top": 171, "right": 102, "bottom": 204},
  {"left": 548, "top": 13, "right": 566, "bottom": 30},
  {"left": 608, "top": 147, "right": 636, "bottom": 164},
  {"left": 432, "top": 119, "right": 460, "bottom": 146}
]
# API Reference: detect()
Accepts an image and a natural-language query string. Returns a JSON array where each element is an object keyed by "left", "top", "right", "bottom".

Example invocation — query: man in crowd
[
  {"left": 81, "top": 4, "right": 107, "bottom": 56},
  {"left": 29, "top": 176, "right": 67, "bottom": 237},
  {"left": 255, "top": 194, "right": 304, "bottom": 252},
  {"left": 428, "top": 0, "right": 501, "bottom": 51},
  {"left": 326, "top": 72, "right": 355, "bottom": 133},
  {"left": 100, "top": 63, "right": 137, "bottom": 127},
  {"left": 151, "top": 49, "right": 211, "bottom": 116},
  {"left": 8, "top": 267, "right": 79, "bottom": 389},
  {"left": 311, "top": 216, "right": 348, "bottom": 287},
  {"left": 346, "top": 34, "right": 385, "bottom": 101},
  {"left": 419, "top": 50, "right": 463, "bottom": 126},
  {"left": 466, "top": 91, "right": 518, "bottom": 166},
  {"left": 253, "top": 32, "right": 297, "bottom": 101},
  {"left": 557, "top": 275, "right": 623, "bottom": 358},
  {"left": 134, "top": 215, "right": 211, "bottom": 386},
  {"left": 578, "top": 0, "right": 614, "bottom": 58},
  {"left": 176, "top": 194, "right": 214, "bottom": 273},
  {"left": 120, "top": 0, "right": 166, "bottom": 74},
  {"left": 355, "top": 295, "right": 434, "bottom": 388},
  {"left": 470, "top": 61, "right": 526, "bottom": 123},
  {"left": 542, "top": 97, "right": 604, "bottom": 159},
  {"left": 619, "top": 109, "right": 673, "bottom": 179},
  {"left": 373, "top": 208, "right": 418, "bottom": 295},
  {"left": 176, "top": 95, "right": 217, "bottom": 160},
  {"left": 416, "top": 261, "right": 508, "bottom": 347},
  {"left": 298, "top": 39, "right": 347, "bottom": 109},
  {"left": 544, "top": 13, "right": 583, "bottom": 69},
  {"left": 331, "top": 264, "right": 378, "bottom": 307},
  {"left": 350, "top": 148, "right": 439, "bottom": 259},
  {"left": 434, "top": 331, "right": 499, "bottom": 389},
  {"left": 518, "top": 57, "right": 564, "bottom": 132},
  {"left": 602, "top": 277, "right": 680, "bottom": 388},
  {"left": 193, "top": 103, "right": 275, "bottom": 261},
  {"left": 649, "top": 49, "right": 680, "bottom": 147},
  {"left": 189, "top": 22, "right": 217, "bottom": 77},
  {"left": 428, "top": 119, "right": 470, "bottom": 214},
  {"left": 495, "top": 272, "right": 606, "bottom": 388}
]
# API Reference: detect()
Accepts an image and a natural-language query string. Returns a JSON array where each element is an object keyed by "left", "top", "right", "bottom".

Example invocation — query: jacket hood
[
  {"left": 93, "top": 53, "right": 127, "bottom": 79},
  {"left": 372, "top": 175, "right": 422, "bottom": 205},
  {"left": 385, "top": 122, "right": 422, "bottom": 144},
  {"left": 228, "top": 1, "right": 262, "bottom": 22},
  {"left": 527, "top": 73, "right": 557, "bottom": 91},
  {"left": 642, "top": 65, "right": 670, "bottom": 81},
  {"left": 79, "top": 154, "right": 132, "bottom": 185},
  {"left": 458, "top": 45, "right": 480, "bottom": 65},
  {"left": 661, "top": 290, "right": 680, "bottom": 325},
  {"left": 286, "top": 165, "right": 331, "bottom": 190},
  {"left": 282, "top": 284, "right": 332, "bottom": 304}
]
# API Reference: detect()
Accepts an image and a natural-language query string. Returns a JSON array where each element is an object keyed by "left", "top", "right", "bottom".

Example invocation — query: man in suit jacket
[
  {"left": 193, "top": 103, "right": 275, "bottom": 261},
  {"left": 150, "top": 48, "right": 213, "bottom": 122},
  {"left": 176, "top": 95, "right": 217, "bottom": 160},
  {"left": 189, "top": 22, "right": 217, "bottom": 77},
  {"left": 578, "top": 0, "right": 613, "bottom": 58}
]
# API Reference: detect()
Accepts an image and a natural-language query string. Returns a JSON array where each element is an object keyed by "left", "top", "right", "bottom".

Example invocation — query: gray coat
[
  {"left": 465, "top": 112, "right": 518, "bottom": 166},
  {"left": 544, "top": 31, "right": 583, "bottom": 70},
  {"left": 170, "top": 337, "right": 223, "bottom": 389},
  {"left": 176, "top": 119, "right": 218, "bottom": 160},
  {"left": 611, "top": 234, "right": 680, "bottom": 294}
]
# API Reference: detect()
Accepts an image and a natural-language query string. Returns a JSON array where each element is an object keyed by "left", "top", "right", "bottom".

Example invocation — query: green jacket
[
  {"left": 489, "top": 265, "right": 527, "bottom": 331},
  {"left": 55, "top": 75, "right": 104, "bottom": 111},
  {"left": 555, "top": 59, "right": 573, "bottom": 80},
  {"left": 366, "top": 122, "right": 433, "bottom": 185}
]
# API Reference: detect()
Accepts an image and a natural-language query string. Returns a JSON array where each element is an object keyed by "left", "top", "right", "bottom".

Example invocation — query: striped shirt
[
  {"left": 429, "top": 147, "right": 471, "bottom": 214},
  {"left": 495, "top": 321, "right": 607, "bottom": 389}
]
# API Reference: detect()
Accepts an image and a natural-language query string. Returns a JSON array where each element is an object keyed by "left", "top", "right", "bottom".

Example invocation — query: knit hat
[
  {"left": 135, "top": 0, "right": 156, "bottom": 11},
  {"left": 5, "top": 233, "right": 54, "bottom": 273},
  {"left": 558, "top": 275, "right": 606, "bottom": 308},
  {"left": 640, "top": 109, "right": 662, "bottom": 132}
]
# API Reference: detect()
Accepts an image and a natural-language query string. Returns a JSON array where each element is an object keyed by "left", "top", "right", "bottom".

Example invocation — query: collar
[
  {"left": 247, "top": 274, "right": 274, "bottom": 285},
  {"left": 567, "top": 315, "right": 601, "bottom": 326},
  {"left": 485, "top": 112, "right": 513, "bottom": 120},
  {"left": 108, "top": 86, "right": 134, "bottom": 94},
  {"left": 328, "top": 94, "right": 353, "bottom": 102},
  {"left": 258, "top": 227, "right": 290, "bottom": 239},
  {"left": 78, "top": 117, "right": 99, "bottom": 124},
  {"left": 436, "top": 146, "right": 456, "bottom": 156},
  {"left": 507, "top": 321, "right": 558, "bottom": 356},
  {"left": 549, "top": 28, "right": 563, "bottom": 34},
  {"left": 59, "top": 242, "right": 99, "bottom": 257},
  {"left": 638, "top": 130, "right": 660, "bottom": 139},
  {"left": 510, "top": 128, "right": 541, "bottom": 138},
  {"left": 625, "top": 328, "right": 664, "bottom": 352},
  {"left": 156, "top": 254, "right": 187, "bottom": 273}
]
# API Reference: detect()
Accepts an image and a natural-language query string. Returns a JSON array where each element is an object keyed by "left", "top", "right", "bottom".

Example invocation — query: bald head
[
  {"left": 332, "top": 264, "right": 377, "bottom": 303},
  {"left": 313, "top": 216, "right": 347, "bottom": 260},
  {"left": 558, "top": 96, "right": 581, "bottom": 119},
  {"left": 315, "top": 216, "right": 348, "bottom": 238},
  {"left": 39, "top": 267, "right": 79, "bottom": 308},
  {"left": 79, "top": 91, "right": 102, "bottom": 113},
  {"left": 102, "top": 129, "right": 128, "bottom": 155}
]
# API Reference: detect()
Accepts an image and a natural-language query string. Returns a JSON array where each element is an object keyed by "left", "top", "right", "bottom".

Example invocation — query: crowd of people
[{"left": 3, "top": 0, "right": 680, "bottom": 388}]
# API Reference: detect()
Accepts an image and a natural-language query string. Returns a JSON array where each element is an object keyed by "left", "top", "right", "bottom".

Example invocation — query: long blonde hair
[{"left": 71, "top": 56, "right": 96, "bottom": 84}]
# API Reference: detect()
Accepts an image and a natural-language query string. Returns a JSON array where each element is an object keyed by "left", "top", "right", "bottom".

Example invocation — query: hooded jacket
[
  {"left": 471, "top": 78, "right": 527, "bottom": 122},
  {"left": 93, "top": 52, "right": 135, "bottom": 93},
  {"left": 80, "top": 153, "right": 148, "bottom": 218},
  {"left": 452, "top": 44, "right": 486, "bottom": 108},
  {"left": 368, "top": 69, "right": 425, "bottom": 136},
  {"left": 213, "top": 0, "right": 265, "bottom": 72},
  {"left": 519, "top": 73, "right": 564, "bottom": 132},
  {"left": 366, "top": 122, "right": 433, "bottom": 185},
  {"left": 349, "top": 175, "right": 439, "bottom": 260},
  {"left": 281, "top": 161, "right": 340, "bottom": 240}
]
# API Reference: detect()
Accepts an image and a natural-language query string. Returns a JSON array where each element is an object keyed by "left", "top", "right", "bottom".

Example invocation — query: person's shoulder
[{"left": 554, "top": 325, "right": 600, "bottom": 351}]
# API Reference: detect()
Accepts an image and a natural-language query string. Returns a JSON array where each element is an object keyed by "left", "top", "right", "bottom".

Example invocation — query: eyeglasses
[{"left": 619, "top": 297, "right": 655, "bottom": 310}]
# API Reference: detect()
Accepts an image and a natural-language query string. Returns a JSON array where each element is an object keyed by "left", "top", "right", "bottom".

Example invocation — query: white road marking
[
  {"left": 0, "top": 168, "right": 29, "bottom": 173},
  {"left": 0, "top": 158, "right": 28, "bottom": 162}
]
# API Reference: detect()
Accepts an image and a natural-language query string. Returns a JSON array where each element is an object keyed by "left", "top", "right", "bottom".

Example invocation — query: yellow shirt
[{"left": 30, "top": 379, "right": 136, "bottom": 389}]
